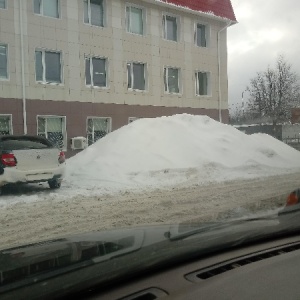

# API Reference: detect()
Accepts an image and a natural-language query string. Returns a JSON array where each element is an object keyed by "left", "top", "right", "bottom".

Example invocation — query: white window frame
[
  {"left": 127, "top": 61, "right": 147, "bottom": 91},
  {"left": 0, "top": 0, "right": 6, "bottom": 9},
  {"left": 194, "top": 22, "right": 209, "bottom": 47},
  {"left": 33, "top": 0, "right": 60, "bottom": 18},
  {"left": 0, "top": 114, "right": 13, "bottom": 135},
  {"left": 0, "top": 43, "right": 9, "bottom": 80},
  {"left": 86, "top": 117, "right": 111, "bottom": 145},
  {"left": 84, "top": 0, "right": 105, "bottom": 27},
  {"left": 195, "top": 71, "right": 211, "bottom": 96},
  {"left": 162, "top": 13, "right": 180, "bottom": 42},
  {"left": 35, "top": 49, "right": 63, "bottom": 84},
  {"left": 164, "top": 66, "right": 181, "bottom": 94},
  {"left": 125, "top": 3, "right": 146, "bottom": 36},
  {"left": 85, "top": 55, "right": 108, "bottom": 88},
  {"left": 37, "top": 115, "right": 67, "bottom": 150}
]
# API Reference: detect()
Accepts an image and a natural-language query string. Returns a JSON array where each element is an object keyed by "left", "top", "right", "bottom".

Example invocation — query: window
[
  {"left": 37, "top": 116, "right": 66, "bottom": 149},
  {"left": 0, "top": 44, "right": 8, "bottom": 79},
  {"left": 35, "top": 50, "right": 62, "bottom": 83},
  {"left": 0, "top": 0, "right": 6, "bottom": 9},
  {"left": 164, "top": 67, "right": 180, "bottom": 94},
  {"left": 84, "top": 0, "right": 104, "bottom": 27},
  {"left": 34, "top": 0, "right": 59, "bottom": 18},
  {"left": 0, "top": 115, "right": 12, "bottom": 135},
  {"left": 195, "top": 71, "right": 210, "bottom": 96},
  {"left": 85, "top": 57, "right": 107, "bottom": 87},
  {"left": 126, "top": 5, "right": 144, "bottom": 35},
  {"left": 195, "top": 23, "right": 207, "bottom": 47},
  {"left": 127, "top": 62, "right": 146, "bottom": 90},
  {"left": 87, "top": 117, "right": 111, "bottom": 146},
  {"left": 163, "top": 14, "right": 178, "bottom": 41}
]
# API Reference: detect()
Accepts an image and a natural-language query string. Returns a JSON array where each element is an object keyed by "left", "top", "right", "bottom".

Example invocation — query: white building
[{"left": 0, "top": 0, "right": 236, "bottom": 155}]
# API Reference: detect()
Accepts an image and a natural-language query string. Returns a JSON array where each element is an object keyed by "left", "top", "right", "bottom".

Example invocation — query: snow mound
[{"left": 65, "top": 114, "right": 300, "bottom": 194}]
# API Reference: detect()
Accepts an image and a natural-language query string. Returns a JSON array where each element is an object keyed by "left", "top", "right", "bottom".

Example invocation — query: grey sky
[{"left": 227, "top": 0, "right": 300, "bottom": 109}]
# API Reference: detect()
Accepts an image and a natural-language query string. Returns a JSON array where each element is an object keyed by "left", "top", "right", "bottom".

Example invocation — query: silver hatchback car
[{"left": 0, "top": 135, "right": 66, "bottom": 194}]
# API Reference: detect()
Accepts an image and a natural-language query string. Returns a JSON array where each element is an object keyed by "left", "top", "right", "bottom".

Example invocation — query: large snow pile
[{"left": 65, "top": 114, "right": 300, "bottom": 194}]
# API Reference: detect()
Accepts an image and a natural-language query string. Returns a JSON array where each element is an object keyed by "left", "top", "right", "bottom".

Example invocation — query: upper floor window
[
  {"left": 37, "top": 116, "right": 66, "bottom": 150},
  {"left": 0, "top": 0, "right": 6, "bottom": 9},
  {"left": 87, "top": 117, "right": 111, "bottom": 146},
  {"left": 34, "top": 0, "right": 59, "bottom": 18},
  {"left": 195, "top": 23, "right": 208, "bottom": 47},
  {"left": 84, "top": 0, "right": 104, "bottom": 27},
  {"left": 127, "top": 62, "right": 146, "bottom": 91},
  {"left": 35, "top": 49, "right": 62, "bottom": 84},
  {"left": 195, "top": 71, "right": 210, "bottom": 96},
  {"left": 164, "top": 67, "right": 180, "bottom": 94},
  {"left": 0, "top": 115, "right": 12, "bottom": 135},
  {"left": 0, "top": 44, "right": 8, "bottom": 79},
  {"left": 163, "top": 14, "right": 178, "bottom": 42},
  {"left": 85, "top": 56, "right": 107, "bottom": 87},
  {"left": 126, "top": 5, "right": 144, "bottom": 35}
]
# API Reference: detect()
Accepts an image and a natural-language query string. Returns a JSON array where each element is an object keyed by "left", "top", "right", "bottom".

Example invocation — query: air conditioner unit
[{"left": 71, "top": 137, "right": 88, "bottom": 150}]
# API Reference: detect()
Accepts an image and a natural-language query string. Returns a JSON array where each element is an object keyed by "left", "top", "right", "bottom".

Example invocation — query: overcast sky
[{"left": 227, "top": 0, "right": 300, "bottom": 109}]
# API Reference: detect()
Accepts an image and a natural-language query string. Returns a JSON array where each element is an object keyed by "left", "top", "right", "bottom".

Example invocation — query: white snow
[{"left": 63, "top": 114, "right": 300, "bottom": 196}]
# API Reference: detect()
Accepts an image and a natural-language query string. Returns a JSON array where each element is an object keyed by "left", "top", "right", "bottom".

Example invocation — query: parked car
[{"left": 0, "top": 135, "right": 66, "bottom": 194}]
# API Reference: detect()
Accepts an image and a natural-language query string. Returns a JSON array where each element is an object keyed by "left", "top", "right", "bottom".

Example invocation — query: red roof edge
[{"left": 160, "top": 0, "right": 237, "bottom": 22}]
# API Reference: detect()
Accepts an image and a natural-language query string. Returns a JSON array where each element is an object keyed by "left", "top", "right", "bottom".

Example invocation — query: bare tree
[{"left": 247, "top": 55, "right": 300, "bottom": 125}]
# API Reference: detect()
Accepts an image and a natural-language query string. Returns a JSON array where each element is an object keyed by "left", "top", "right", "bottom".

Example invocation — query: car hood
[{"left": 1, "top": 206, "right": 300, "bottom": 299}]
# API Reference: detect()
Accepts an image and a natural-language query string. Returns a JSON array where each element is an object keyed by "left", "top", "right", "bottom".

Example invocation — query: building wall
[
  {"left": 0, "top": 0, "right": 231, "bottom": 156},
  {"left": 1, "top": 0, "right": 229, "bottom": 107}
]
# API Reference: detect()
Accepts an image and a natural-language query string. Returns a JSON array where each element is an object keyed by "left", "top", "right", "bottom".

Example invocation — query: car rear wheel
[{"left": 48, "top": 179, "right": 61, "bottom": 189}]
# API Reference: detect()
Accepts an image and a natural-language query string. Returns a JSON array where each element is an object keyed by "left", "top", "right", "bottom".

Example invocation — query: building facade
[{"left": 0, "top": 0, "right": 236, "bottom": 155}]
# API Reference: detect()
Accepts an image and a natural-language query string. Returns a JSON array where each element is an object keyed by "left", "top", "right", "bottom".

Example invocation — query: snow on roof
[{"left": 156, "top": 0, "right": 237, "bottom": 22}]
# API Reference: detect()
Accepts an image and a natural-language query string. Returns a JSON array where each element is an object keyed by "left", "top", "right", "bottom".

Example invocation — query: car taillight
[
  {"left": 58, "top": 151, "right": 65, "bottom": 164},
  {"left": 1, "top": 153, "right": 17, "bottom": 167}
]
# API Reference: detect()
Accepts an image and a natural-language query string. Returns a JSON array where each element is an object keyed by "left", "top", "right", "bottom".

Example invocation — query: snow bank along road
[{"left": 1, "top": 171, "right": 299, "bottom": 251}]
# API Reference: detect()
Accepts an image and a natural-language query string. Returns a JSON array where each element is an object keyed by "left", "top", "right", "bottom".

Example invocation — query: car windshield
[{"left": 0, "top": 0, "right": 300, "bottom": 298}]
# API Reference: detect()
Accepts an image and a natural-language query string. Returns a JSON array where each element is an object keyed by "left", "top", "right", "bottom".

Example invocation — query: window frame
[
  {"left": 162, "top": 13, "right": 180, "bottom": 42},
  {"left": 83, "top": 0, "right": 106, "bottom": 27},
  {"left": 195, "top": 22, "right": 209, "bottom": 48},
  {"left": 86, "top": 117, "right": 111, "bottom": 146},
  {"left": 33, "top": 0, "right": 60, "bottom": 19},
  {"left": 0, "top": 0, "right": 6, "bottom": 9},
  {"left": 0, "top": 43, "right": 9, "bottom": 80},
  {"left": 125, "top": 3, "right": 146, "bottom": 36},
  {"left": 164, "top": 66, "right": 181, "bottom": 94},
  {"left": 195, "top": 70, "right": 211, "bottom": 97},
  {"left": 0, "top": 114, "right": 13, "bottom": 135},
  {"left": 85, "top": 55, "right": 108, "bottom": 88},
  {"left": 127, "top": 61, "right": 147, "bottom": 91},
  {"left": 37, "top": 115, "right": 67, "bottom": 150},
  {"left": 35, "top": 48, "right": 63, "bottom": 85}
]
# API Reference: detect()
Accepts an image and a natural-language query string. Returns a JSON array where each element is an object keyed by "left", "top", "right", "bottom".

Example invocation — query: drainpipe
[
  {"left": 217, "top": 21, "right": 232, "bottom": 123},
  {"left": 19, "top": 0, "right": 27, "bottom": 134}
]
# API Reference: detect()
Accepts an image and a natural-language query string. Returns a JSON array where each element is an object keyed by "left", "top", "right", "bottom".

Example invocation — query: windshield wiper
[{"left": 167, "top": 215, "right": 279, "bottom": 241}]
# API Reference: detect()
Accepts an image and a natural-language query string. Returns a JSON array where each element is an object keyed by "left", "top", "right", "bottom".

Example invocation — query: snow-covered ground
[
  {"left": 66, "top": 114, "right": 300, "bottom": 193},
  {"left": 1, "top": 114, "right": 300, "bottom": 205},
  {"left": 1, "top": 114, "right": 300, "bottom": 249}
]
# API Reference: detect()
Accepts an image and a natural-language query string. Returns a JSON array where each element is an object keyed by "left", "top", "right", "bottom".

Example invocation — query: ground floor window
[
  {"left": 87, "top": 117, "right": 111, "bottom": 146},
  {"left": 0, "top": 114, "right": 12, "bottom": 135},
  {"left": 37, "top": 116, "right": 66, "bottom": 150}
]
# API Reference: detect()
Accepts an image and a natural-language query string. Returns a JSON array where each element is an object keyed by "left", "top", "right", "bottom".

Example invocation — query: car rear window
[{"left": 0, "top": 137, "right": 53, "bottom": 150}]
